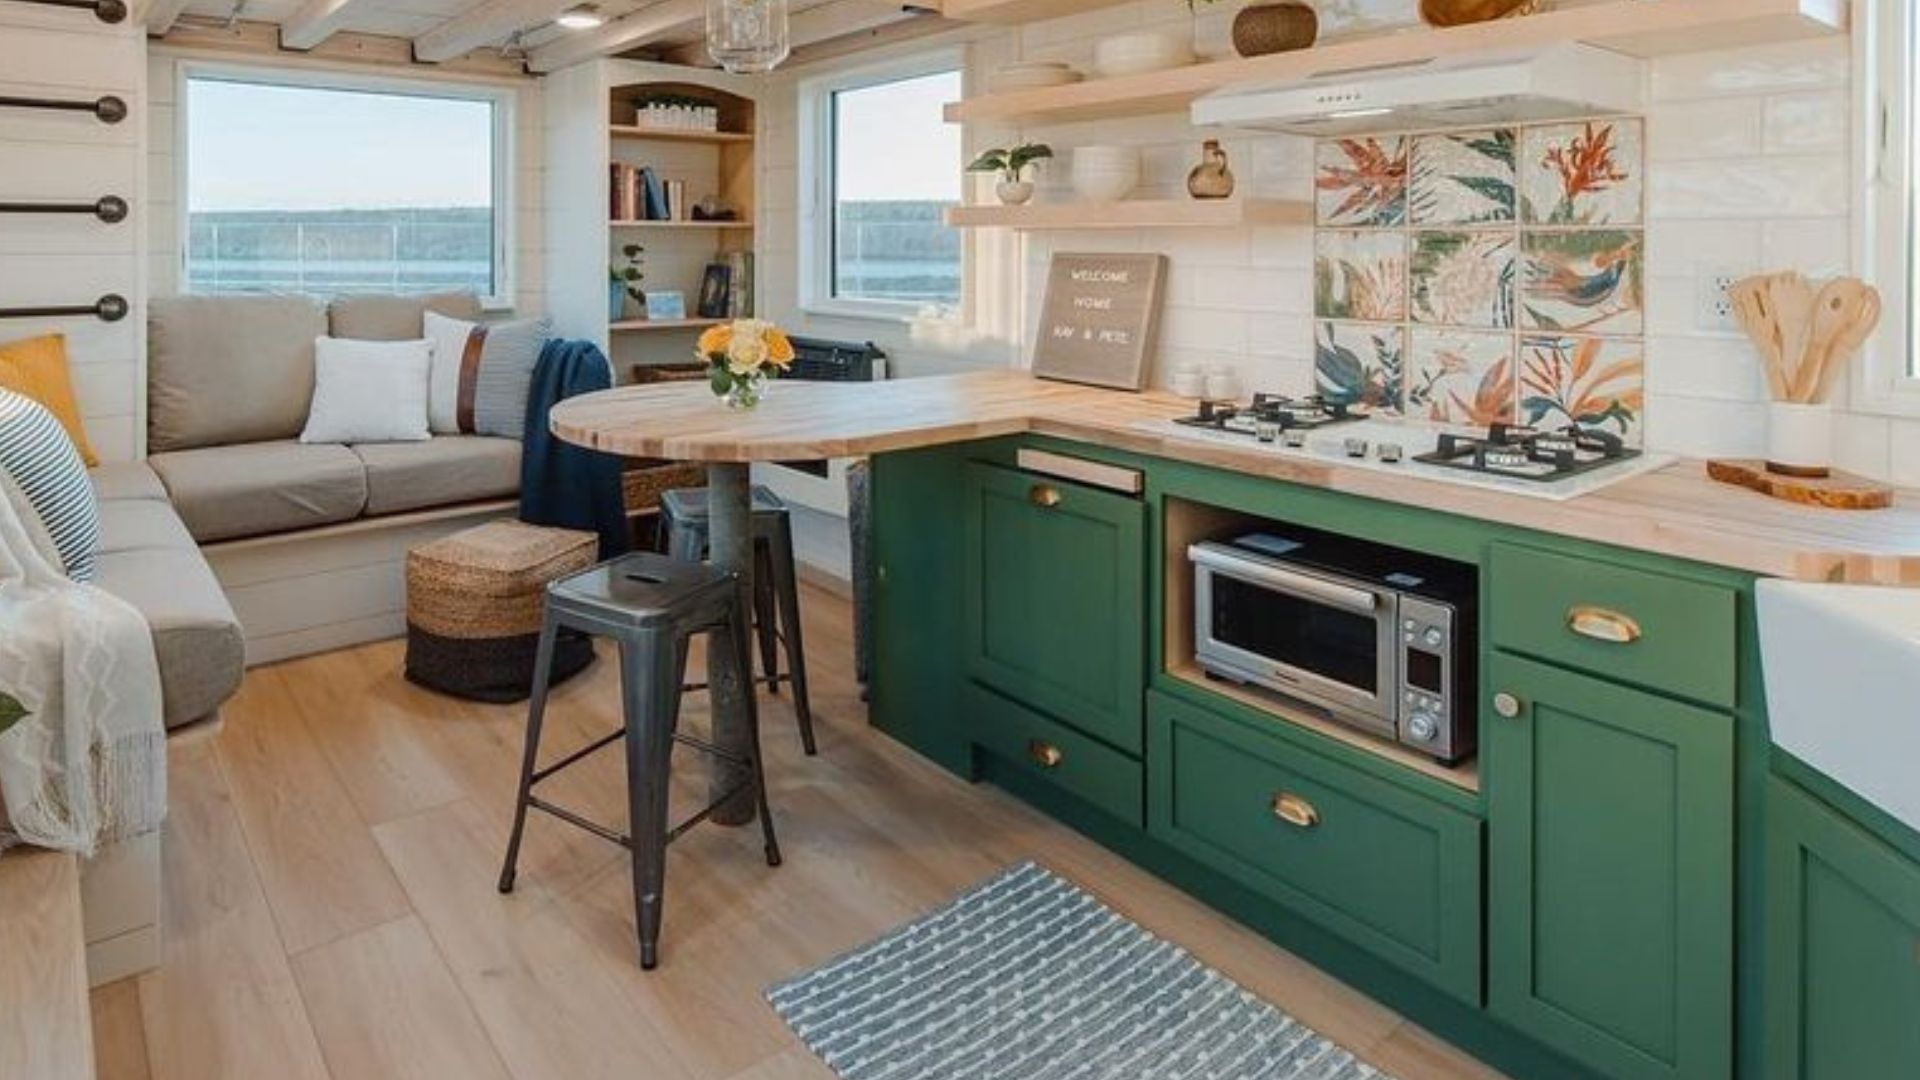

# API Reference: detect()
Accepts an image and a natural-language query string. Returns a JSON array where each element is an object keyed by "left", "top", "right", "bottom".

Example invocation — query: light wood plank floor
[{"left": 91, "top": 584, "right": 1508, "bottom": 1080}]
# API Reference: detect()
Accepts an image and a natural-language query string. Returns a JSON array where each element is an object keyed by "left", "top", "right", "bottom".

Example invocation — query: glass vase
[
  {"left": 706, "top": 0, "right": 789, "bottom": 74},
  {"left": 723, "top": 372, "right": 767, "bottom": 410}
]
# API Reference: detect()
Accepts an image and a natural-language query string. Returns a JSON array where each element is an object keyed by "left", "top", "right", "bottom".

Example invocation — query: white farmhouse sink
[{"left": 1759, "top": 580, "right": 1920, "bottom": 833}]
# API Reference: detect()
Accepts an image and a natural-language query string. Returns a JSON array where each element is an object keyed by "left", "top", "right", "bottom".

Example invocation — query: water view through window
[
  {"left": 185, "top": 77, "right": 499, "bottom": 298},
  {"left": 831, "top": 69, "right": 963, "bottom": 309}
]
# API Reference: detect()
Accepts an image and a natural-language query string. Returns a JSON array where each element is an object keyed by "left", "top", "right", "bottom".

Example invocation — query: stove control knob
[
  {"left": 1378, "top": 442, "right": 1404, "bottom": 463},
  {"left": 1344, "top": 437, "right": 1370, "bottom": 459},
  {"left": 1422, "top": 627, "right": 1444, "bottom": 648},
  {"left": 1408, "top": 713, "right": 1440, "bottom": 743}
]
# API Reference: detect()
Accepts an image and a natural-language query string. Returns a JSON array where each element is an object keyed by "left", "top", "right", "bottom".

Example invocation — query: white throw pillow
[
  {"left": 422, "top": 310, "right": 471, "bottom": 435},
  {"left": 300, "top": 336, "right": 433, "bottom": 444}
]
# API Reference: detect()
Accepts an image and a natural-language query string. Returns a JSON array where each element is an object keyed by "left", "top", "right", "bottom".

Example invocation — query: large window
[
  {"left": 182, "top": 70, "right": 511, "bottom": 306},
  {"left": 802, "top": 55, "right": 963, "bottom": 319},
  {"left": 1863, "top": 0, "right": 1920, "bottom": 409}
]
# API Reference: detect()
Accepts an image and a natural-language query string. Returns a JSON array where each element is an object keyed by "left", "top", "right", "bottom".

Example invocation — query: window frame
[
  {"left": 1856, "top": 0, "right": 1920, "bottom": 415},
  {"left": 175, "top": 61, "right": 518, "bottom": 311},
  {"left": 797, "top": 47, "right": 968, "bottom": 324}
]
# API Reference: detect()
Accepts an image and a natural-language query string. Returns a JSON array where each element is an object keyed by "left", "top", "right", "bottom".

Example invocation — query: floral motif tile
[
  {"left": 1411, "top": 129, "right": 1515, "bottom": 226},
  {"left": 1519, "top": 334, "right": 1645, "bottom": 445},
  {"left": 1520, "top": 119, "right": 1644, "bottom": 226},
  {"left": 1315, "top": 136, "right": 1408, "bottom": 228},
  {"left": 1410, "top": 231, "right": 1514, "bottom": 329},
  {"left": 1520, "top": 229, "right": 1643, "bottom": 336},
  {"left": 1407, "top": 329, "right": 1516, "bottom": 427},
  {"left": 1315, "top": 230, "right": 1407, "bottom": 322},
  {"left": 1315, "top": 321, "right": 1405, "bottom": 415}
]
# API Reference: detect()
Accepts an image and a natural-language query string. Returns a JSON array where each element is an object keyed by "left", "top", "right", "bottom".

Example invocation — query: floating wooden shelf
[
  {"left": 609, "top": 125, "right": 754, "bottom": 144},
  {"left": 610, "top": 318, "right": 726, "bottom": 332},
  {"left": 945, "top": 0, "right": 1847, "bottom": 126},
  {"left": 945, "top": 197, "right": 1310, "bottom": 230},
  {"left": 609, "top": 219, "right": 754, "bottom": 230}
]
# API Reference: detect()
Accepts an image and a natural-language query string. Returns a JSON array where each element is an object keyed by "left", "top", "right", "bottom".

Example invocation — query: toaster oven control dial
[
  {"left": 1407, "top": 712, "right": 1440, "bottom": 743},
  {"left": 1422, "top": 627, "right": 1444, "bottom": 648}
]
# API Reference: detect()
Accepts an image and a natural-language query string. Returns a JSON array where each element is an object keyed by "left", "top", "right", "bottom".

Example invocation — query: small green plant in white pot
[{"left": 967, "top": 143, "right": 1054, "bottom": 206}]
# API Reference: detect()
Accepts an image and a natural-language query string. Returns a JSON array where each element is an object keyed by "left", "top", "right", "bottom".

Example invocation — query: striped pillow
[
  {"left": 0, "top": 388, "right": 99, "bottom": 581},
  {"left": 422, "top": 312, "right": 552, "bottom": 441}
]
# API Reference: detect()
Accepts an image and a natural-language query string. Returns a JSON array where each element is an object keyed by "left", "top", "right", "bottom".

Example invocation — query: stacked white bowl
[
  {"left": 1070, "top": 145, "right": 1140, "bottom": 202},
  {"left": 1092, "top": 30, "right": 1195, "bottom": 78}
]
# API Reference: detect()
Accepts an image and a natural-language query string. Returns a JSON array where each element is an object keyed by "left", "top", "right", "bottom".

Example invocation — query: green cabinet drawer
[
  {"left": 1766, "top": 777, "right": 1920, "bottom": 1080},
  {"left": 1486, "top": 653, "right": 1734, "bottom": 1080},
  {"left": 964, "top": 460, "right": 1146, "bottom": 754},
  {"left": 1147, "top": 691, "right": 1483, "bottom": 1005},
  {"left": 967, "top": 682, "right": 1144, "bottom": 827},
  {"left": 1488, "top": 543, "right": 1737, "bottom": 708}
]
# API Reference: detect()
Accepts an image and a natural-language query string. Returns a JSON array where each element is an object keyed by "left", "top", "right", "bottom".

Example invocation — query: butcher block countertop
[{"left": 550, "top": 370, "right": 1920, "bottom": 585}]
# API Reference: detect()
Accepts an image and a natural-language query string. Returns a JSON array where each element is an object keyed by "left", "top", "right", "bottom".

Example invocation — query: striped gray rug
[{"left": 765, "top": 861, "right": 1395, "bottom": 1080}]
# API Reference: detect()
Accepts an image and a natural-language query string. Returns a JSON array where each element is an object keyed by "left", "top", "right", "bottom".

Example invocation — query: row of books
[{"left": 610, "top": 163, "right": 689, "bottom": 222}]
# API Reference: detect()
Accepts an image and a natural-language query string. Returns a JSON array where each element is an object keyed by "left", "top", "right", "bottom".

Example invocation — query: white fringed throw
[{"left": 0, "top": 479, "right": 166, "bottom": 856}]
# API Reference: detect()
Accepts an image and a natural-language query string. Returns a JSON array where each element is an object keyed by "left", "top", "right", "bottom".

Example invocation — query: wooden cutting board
[{"left": 1707, "top": 459, "right": 1894, "bottom": 511}]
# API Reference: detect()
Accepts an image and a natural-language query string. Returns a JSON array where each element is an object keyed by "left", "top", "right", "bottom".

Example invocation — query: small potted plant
[
  {"left": 967, "top": 143, "right": 1054, "bottom": 206},
  {"left": 698, "top": 319, "right": 795, "bottom": 410},
  {"left": 610, "top": 244, "right": 645, "bottom": 320}
]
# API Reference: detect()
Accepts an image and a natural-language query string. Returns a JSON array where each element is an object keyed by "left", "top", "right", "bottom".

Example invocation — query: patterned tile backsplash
[{"left": 1314, "top": 118, "right": 1647, "bottom": 444}]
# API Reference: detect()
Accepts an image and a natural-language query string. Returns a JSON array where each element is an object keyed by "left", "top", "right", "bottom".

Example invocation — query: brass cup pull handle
[
  {"left": 1029, "top": 484, "right": 1062, "bottom": 508},
  {"left": 1567, "top": 605, "right": 1642, "bottom": 645},
  {"left": 1028, "top": 739, "right": 1064, "bottom": 769},
  {"left": 1492, "top": 692, "right": 1524, "bottom": 719},
  {"left": 1271, "top": 792, "right": 1319, "bottom": 829}
]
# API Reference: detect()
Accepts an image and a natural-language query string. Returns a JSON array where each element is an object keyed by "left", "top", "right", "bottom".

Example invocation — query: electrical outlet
[{"left": 1697, "top": 268, "right": 1743, "bottom": 332}]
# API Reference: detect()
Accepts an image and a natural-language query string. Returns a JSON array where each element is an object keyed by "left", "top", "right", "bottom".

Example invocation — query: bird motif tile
[
  {"left": 1411, "top": 129, "right": 1516, "bottom": 226},
  {"left": 1315, "top": 321, "right": 1405, "bottom": 415},
  {"left": 1411, "top": 231, "right": 1514, "bottom": 329},
  {"left": 1521, "top": 229, "right": 1644, "bottom": 336},
  {"left": 1407, "top": 329, "right": 1516, "bottom": 427},
  {"left": 1519, "top": 333, "right": 1645, "bottom": 444},
  {"left": 1520, "top": 119, "right": 1644, "bottom": 226}
]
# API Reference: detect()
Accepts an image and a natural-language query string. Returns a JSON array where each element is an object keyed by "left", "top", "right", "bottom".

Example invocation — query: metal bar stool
[
  {"left": 497, "top": 551, "right": 782, "bottom": 970},
  {"left": 661, "top": 485, "right": 817, "bottom": 756}
]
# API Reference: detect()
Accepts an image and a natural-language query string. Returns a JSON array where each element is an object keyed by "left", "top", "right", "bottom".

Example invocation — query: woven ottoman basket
[{"left": 405, "top": 520, "right": 599, "bottom": 702}]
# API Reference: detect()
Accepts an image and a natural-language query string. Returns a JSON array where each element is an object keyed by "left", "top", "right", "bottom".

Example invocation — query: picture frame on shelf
[
  {"left": 646, "top": 290, "right": 688, "bottom": 320},
  {"left": 697, "top": 262, "right": 733, "bottom": 319}
]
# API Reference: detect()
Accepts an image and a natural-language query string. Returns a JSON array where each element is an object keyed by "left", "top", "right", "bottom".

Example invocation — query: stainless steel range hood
[{"left": 1192, "top": 43, "right": 1644, "bottom": 136}]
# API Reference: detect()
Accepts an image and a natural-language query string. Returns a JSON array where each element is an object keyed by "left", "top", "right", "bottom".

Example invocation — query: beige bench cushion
[
  {"left": 95, "top": 499, "right": 197, "bottom": 554},
  {"left": 88, "top": 461, "right": 168, "bottom": 503},
  {"left": 148, "top": 295, "right": 327, "bottom": 452},
  {"left": 92, "top": 546, "right": 244, "bottom": 730},
  {"left": 329, "top": 293, "right": 482, "bottom": 341},
  {"left": 351, "top": 436, "right": 520, "bottom": 517},
  {"left": 149, "top": 441, "right": 368, "bottom": 543}
]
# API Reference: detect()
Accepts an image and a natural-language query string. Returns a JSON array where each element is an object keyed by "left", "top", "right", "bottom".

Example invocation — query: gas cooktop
[
  {"left": 1172, "top": 394, "right": 1366, "bottom": 441},
  {"left": 1413, "top": 422, "right": 1640, "bottom": 484}
]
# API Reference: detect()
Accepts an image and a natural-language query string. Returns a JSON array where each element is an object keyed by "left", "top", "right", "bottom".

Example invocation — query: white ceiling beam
[
  {"left": 280, "top": 0, "right": 379, "bottom": 50},
  {"left": 413, "top": 0, "right": 575, "bottom": 63},
  {"left": 526, "top": 0, "right": 705, "bottom": 73},
  {"left": 655, "top": 0, "right": 924, "bottom": 66},
  {"left": 142, "top": 0, "right": 191, "bottom": 34}
]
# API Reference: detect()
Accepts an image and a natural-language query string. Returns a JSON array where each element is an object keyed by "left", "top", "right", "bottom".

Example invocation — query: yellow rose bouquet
[{"left": 697, "top": 319, "right": 796, "bottom": 410}]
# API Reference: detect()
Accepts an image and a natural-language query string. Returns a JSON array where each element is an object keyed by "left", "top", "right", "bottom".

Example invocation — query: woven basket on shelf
[
  {"left": 404, "top": 520, "right": 599, "bottom": 702},
  {"left": 623, "top": 460, "right": 707, "bottom": 515}
]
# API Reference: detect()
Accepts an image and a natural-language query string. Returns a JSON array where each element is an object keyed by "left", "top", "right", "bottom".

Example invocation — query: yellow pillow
[{"left": 0, "top": 333, "right": 98, "bottom": 466}]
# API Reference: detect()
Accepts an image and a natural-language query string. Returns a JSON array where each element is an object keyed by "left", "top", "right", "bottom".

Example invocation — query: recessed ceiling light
[{"left": 556, "top": 4, "right": 603, "bottom": 29}]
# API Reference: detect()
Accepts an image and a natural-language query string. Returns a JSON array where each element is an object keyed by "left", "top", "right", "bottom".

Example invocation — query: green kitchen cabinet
[
  {"left": 1486, "top": 652, "right": 1735, "bottom": 1080},
  {"left": 963, "top": 461, "right": 1146, "bottom": 755},
  {"left": 1765, "top": 777, "right": 1920, "bottom": 1080}
]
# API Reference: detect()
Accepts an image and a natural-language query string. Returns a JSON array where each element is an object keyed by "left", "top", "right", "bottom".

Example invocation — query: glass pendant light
[{"left": 706, "top": 0, "right": 789, "bottom": 74}]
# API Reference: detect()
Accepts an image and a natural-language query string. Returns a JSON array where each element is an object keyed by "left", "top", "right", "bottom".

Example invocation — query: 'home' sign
[{"left": 1032, "top": 253, "right": 1167, "bottom": 391}]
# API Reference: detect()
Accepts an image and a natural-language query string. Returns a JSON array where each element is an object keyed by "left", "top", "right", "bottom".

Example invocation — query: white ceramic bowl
[
  {"left": 1092, "top": 31, "right": 1195, "bottom": 78},
  {"left": 1070, "top": 145, "right": 1140, "bottom": 201},
  {"left": 992, "top": 63, "right": 1083, "bottom": 91}
]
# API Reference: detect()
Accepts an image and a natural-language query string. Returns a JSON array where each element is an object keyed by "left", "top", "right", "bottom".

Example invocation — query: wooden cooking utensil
[
  {"left": 1792, "top": 279, "right": 1868, "bottom": 402},
  {"left": 1803, "top": 281, "right": 1881, "bottom": 403},
  {"left": 1767, "top": 272, "right": 1815, "bottom": 399},
  {"left": 1729, "top": 274, "right": 1789, "bottom": 400}
]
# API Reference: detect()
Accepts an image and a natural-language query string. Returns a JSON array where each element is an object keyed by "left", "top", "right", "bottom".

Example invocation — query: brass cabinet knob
[
  {"left": 1492, "top": 692, "right": 1524, "bottom": 719},
  {"left": 1566, "top": 605, "right": 1642, "bottom": 644},
  {"left": 1027, "top": 739, "right": 1064, "bottom": 769},
  {"left": 1028, "top": 484, "right": 1062, "bottom": 508},
  {"left": 1271, "top": 792, "right": 1319, "bottom": 828}
]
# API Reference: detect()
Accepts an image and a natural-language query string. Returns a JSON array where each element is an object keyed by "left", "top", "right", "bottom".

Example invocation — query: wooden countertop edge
[{"left": 549, "top": 372, "right": 1920, "bottom": 586}]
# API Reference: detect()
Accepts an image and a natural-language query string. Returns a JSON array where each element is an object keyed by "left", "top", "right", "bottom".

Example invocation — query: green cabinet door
[
  {"left": 1486, "top": 652, "right": 1734, "bottom": 1080},
  {"left": 1765, "top": 777, "right": 1920, "bottom": 1080},
  {"left": 963, "top": 461, "right": 1145, "bottom": 755}
]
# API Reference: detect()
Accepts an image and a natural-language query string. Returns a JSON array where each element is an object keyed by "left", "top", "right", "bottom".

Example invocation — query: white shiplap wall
[
  {"left": 0, "top": 7, "right": 148, "bottom": 463},
  {"left": 144, "top": 49, "right": 549, "bottom": 319}
]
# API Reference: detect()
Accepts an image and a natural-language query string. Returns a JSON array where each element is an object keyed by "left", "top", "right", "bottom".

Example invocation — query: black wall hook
[
  {"left": 0, "top": 295, "right": 129, "bottom": 322},
  {"left": 0, "top": 195, "right": 129, "bottom": 223},
  {"left": 0, "top": 93, "right": 127, "bottom": 124},
  {"left": 4, "top": 0, "right": 125, "bottom": 21}
]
